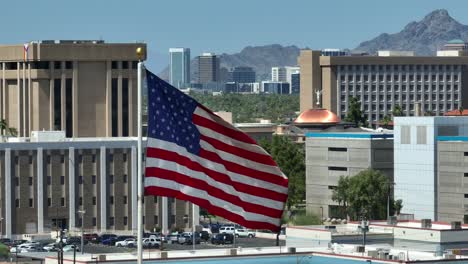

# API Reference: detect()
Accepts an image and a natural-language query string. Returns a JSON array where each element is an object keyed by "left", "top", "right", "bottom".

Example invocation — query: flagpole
[{"left": 136, "top": 47, "right": 144, "bottom": 264}]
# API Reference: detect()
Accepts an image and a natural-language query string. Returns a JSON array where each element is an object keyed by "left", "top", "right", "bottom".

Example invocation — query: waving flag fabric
[{"left": 144, "top": 70, "right": 288, "bottom": 232}]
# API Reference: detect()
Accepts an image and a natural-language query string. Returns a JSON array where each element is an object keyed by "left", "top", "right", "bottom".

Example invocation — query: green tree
[
  {"left": 0, "top": 119, "right": 17, "bottom": 137},
  {"left": 260, "top": 135, "right": 305, "bottom": 211},
  {"left": 332, "top": 169, "right": 392, "bottom": 220},
  {"left": 459, "top": 106, "right": 465, "bottom": 115},
  {"left": 392, "top": 105, "right": 404, "bottom": 117},
  {"left": 394, "top": 199, "right": 403, "bottom": 216},
  {"left": 381, "top": 115, "right": 392, "bottom": 128},
  {"left": 0, "top": 119, "right": 7, "bottom": 136},
  {"left": 344, "top": 97, "right": 367, "bottom": 127}
]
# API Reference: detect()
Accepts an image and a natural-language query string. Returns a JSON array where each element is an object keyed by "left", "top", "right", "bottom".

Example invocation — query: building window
[
  {"left": 122, "top": 154, "right": 127, "bottom": 162},
  {"left": 464, "top": 194, "right": 468, "bottom": 198},
  {"left": 92, "top": 175, "right": 96, "bottom": 184},
  {"left": 122, "top": 78, "right": 129, "bottom": 136},
  {"left": 60, "top": 176, "right": 65, "bottom": 185},
  {"left": 92, "top": 154, "right": 96, "bottom": 163},
  {"left": 328, "top": 167, "right": 347, "bottom": 171},
  {"left": 123, "top": 174, "right": 128, "bottom": 183},
  {"left": 154, "top": 215, "right": 158, "bottom": 224},
  {"left": 401, "top": 126, "right": 411, "bottom": 144},
  {"left": 110, "top": 196, "right": 114, "bottom": 204},
  {"left": 122, "top": 61, "right": 129, "bottom": 69},
  {"left": 123, "top": 196, "right": 127, "bottom": 204},
  {"left": 154, "top": 196, "right": 158, "bottom": 203},
  {"left": 61, "top": 156, "right": 65, "bottom": 163},
  {"left": 111, "top": 78, "right": 118, "bottom": 137},
  {"left": 48, "top": 198, "right": 51, "bottom": 207},
  {"left": 79, "top": 197, "right": 82, "bottom": 206},
  {"left": 29, "top": 177, "right": 33, "bottom": 186},
  {"left": 54, "top": 61, "right": 61, "bottom": 69},
  {"left": 47, "top": 176, "right": 51, "bottom": 185},
  {"left": 416, "top": 126, "right": 426, "bottom": 144},
  {"left": 54, "top": 79, "right": 62, "bottom": 130},
  {"left": 79, "top": 176, "right": 83, "bottom": 184},
  {"left": 61, "top": 198, "right": 65, "bottom": 207},
  {"left": 92, "top": 217, "right": 97, "bottom": 226},
  {"left": 111, "top": 61, "right": 118, "bottom": 69},
  {"left": 109, "top": 175, "right": 114, "bottom": 184},
  {"left": 132, "top": 61, "right": 138, "bottom": 69},
  {"left": 328, "top": 186, "right": 337, "bottom": 190},
  {"left": 123, "top": 217, "right": 128, "bottom": 226},
  {"left": 28, "top": 198, "right": 33, "bottom": 208},
  {"left": 464, "top": 152, "right": 468, "bottom": 156},
  {"left": 92, "top": 197, "right": 96, "bottom": 205},
  {"left": 29, "top": 156, "right": 33, "bottom": 164},
  {"left": 328, "top": 147, "right": 347, "bottom": 152},
  {"left": 109, "top": 217, "right": 115, "bottom": 226},
  {"left": 65, "top": 78, "right": 73, "bottom": 137},
  {"left": 15, "top": 199, "right": 19, "bottom": 208},
  {"left": 15, "top": 177, "right": 19, "bottom": 187},
  {"left": 65, "top": 61, "right": 73, "bottom": 69}
]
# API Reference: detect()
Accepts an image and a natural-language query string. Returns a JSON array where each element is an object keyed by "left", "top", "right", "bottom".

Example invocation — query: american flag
[{"left": 144, "top": 70, "right": 288, "bottom": 232}]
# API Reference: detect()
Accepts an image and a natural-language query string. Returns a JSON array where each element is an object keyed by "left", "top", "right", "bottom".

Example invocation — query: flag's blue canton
[{"left": 146, "top": 70, "right": 201, "bottom": 155}]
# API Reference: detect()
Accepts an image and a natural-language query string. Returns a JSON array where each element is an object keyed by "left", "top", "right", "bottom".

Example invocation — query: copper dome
[{"left": 294, "top": 109, "right": 340, "bottom": 124}]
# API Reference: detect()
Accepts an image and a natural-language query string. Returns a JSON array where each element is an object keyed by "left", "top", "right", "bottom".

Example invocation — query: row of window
[
  {"left": 340, "top": 85, "right": 459, "bottom": 93},
  {"left": 338, "top": 64, "right": 461, "bottom": 71},
  {"left": 15, "top": 195, "right": 158, "bottom": 208},
  {"left": 340, "top": 74, "right": 459, "bottom": 82},
  {"left": 3, "top": 61, "right": 138, "bottom": 70},
  {"left": 14, "top": 174, "right": 129, "bottom": 186},
  {"left": 79, "top": 215, "right": 159, "bottom": 227},
  {"left": 342, "top": 94, "right": 459, "bottom": 102},
  {"left": 13, "top": 153, "right": 129, "bottom": 165},
  {"left": 341, "top": 103, "right": 456, "bottom": 112}
]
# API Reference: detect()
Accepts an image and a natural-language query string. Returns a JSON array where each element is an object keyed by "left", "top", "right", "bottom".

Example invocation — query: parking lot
[{"left": 79, "top": 237, "right": 285, "bottom": 254}]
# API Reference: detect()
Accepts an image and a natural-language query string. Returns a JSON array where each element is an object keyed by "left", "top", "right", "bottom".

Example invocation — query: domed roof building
[{"left": 294, "top": 108, "right": 340, "bottom": 125}]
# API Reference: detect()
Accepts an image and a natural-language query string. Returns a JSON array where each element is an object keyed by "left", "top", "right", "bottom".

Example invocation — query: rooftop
[{"left": 294, "top": 109, "right": 340, "bottom": 124}]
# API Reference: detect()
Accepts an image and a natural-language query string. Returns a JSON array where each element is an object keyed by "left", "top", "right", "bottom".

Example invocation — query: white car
[
  {"left": 142, "top": 237, "right": 160, "bottom": 248},
  {"left": 10, "top": 244, "right": 38, "bottom": 253},
  {"left": 115, "top": 238, "right": 136, "bottom": 247},
  {"left": 62, "top": 244, "right": 79, "bottom": 252},
  {"left": 219, "top": 226, "right": 235, "bottom": 234},
  {"left": 235, "top": 229, "right": 255, "bottom": 238},
  {"left": 43, "top": 243, "right": 58, "bottom": 252}
]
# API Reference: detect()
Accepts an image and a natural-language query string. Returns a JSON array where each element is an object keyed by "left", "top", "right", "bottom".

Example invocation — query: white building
[
  {"left": 169, "top": 48, "right": 191, "bottom": 88},
  {"left": 394, "top": 116, "right": 468, "bottom": 220}
]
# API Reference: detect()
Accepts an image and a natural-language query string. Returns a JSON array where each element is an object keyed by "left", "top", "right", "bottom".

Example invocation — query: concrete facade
[
  {"left": 0, "top": 40, "right": 146, "bottom": 138},
  {"left": 0, "top": 137, "right": 197, "bottom": 238},
  {"left": 299, "top": 51, "right": 468, "bottom": 124},
  {"left": 305, "top": 132, "right": 394, "bottom": 219},
  {"left": 394, "top": 116, "right": 468, "bottom": 221}
]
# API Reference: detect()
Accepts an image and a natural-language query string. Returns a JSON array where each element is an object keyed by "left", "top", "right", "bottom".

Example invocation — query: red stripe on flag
[
  {"left": 199, "top": 148, "right": 288, "bottom": 187},
  {"left": 192, "top": 114, "right": 257, "bottom": 145},
  {"left": 200, "top": 135, "right": 277, "bottom": 166},
  {"left": 145, "top": 186, "right": 281, "bottom": 232},
  {"left": 145, "top": 167, "right": 283, "bottom": 218},
  {"left": 146, "top": 147, "right": 287, "bottom": 201}
]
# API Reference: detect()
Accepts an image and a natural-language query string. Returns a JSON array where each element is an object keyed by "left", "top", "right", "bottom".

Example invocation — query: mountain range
[{"left": 159, "top": 9, "right": 468, "bottom": 81}]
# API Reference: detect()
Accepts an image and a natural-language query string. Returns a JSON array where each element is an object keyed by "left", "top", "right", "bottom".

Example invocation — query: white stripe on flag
[
  {"left": 200, "top": 140, "right": 286, "bottom": 178},
  {"left": 147, "top": 138, "right": 288, "bottom": 194},
  {"left": 145, "top": 177, "right": 281, "bottom": 226},
  {"left": 146, "top": 157, "right": 285, "bottom": 210}
]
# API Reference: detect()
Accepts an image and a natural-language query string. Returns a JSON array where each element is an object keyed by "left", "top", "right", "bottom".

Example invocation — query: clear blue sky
[{"left": 3, "top": 0, "right": 468, "bottom": 72}]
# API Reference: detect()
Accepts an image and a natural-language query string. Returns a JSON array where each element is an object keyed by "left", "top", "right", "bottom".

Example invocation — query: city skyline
[{"left": 3, "top": 1, "right": 468, "bottom": 72}]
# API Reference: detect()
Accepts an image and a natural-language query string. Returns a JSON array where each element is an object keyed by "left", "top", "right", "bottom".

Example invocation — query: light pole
[{"left": 77, "top": 210, "right": 85, "bottom": 254}]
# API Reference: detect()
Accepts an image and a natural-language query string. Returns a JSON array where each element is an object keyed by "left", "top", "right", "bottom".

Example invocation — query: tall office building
[
  {"left": 197, "top": 53, "right": 220, "bottom": 84},
  {"left": 231, "top": 66, "right": 256, "bottom": 83},
  {"left": 271, "top": 66, "right": 299, "bottom": 83},
  {"left": 299, "top": 49, "right": 468, "bottom": 124},
  {"left": 169, "top": 48, "right": 190, "bottom": 89},
  {"left": 0, "top": 40, "right": 146, "bottom": 138}
]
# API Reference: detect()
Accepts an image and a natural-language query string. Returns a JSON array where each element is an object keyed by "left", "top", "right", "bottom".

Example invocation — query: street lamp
[{"left": 77, "top": 210, "right": 85, "bottom": 255}]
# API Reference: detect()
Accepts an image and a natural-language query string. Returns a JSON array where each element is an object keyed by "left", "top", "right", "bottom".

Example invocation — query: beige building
[
  {"left": 0, "top": 134, "right": 197, "bottom": 238},
  {"left": 299, "top": 50, "right": 468, "bottom": 124},
  {"left": 0, "top": 40, "right": 146, "bottom": 138}
]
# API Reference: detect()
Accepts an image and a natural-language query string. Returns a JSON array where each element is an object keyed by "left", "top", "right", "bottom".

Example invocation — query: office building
[
  {"left": 231, "top": 66, "right": 256, "bottom": 83},
  {"left": 394, "top": 116, "right": 468, "bottom": 221},
  {"left": 297, "top": 109, "right": 393, "bottom": 218},
  {"left": 262, "top": 81, "right": 290, "bottom": 94},
  {"left": 271, "top": 66, "right": 299, "bottom": 84},
  {"left": 225, "top": 82, "right": 260, "bottom": 94},
  {"left": 0, "top": 40, "right": 146, "bottom": 138},
  {"left": 299, "top": 49, "right": 468, "bottom": 125},
  {"left": 197, "top": 53, "right": 220, "bottom": 84},
  {"left": 169, "top": 48, "right": 191, "bottom": 89},
  {"left": 291, "top": 73, "right": 300, "bottom": 94},
  {"left": 321, "top": 49, "right": 349, "bottom": 57},
  {"left": 0, "top": 133, "right": 197, "bottom": 238}
]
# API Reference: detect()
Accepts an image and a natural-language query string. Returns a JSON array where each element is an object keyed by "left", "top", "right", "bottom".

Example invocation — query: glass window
[
  {"left": 29, "top": 198, "right": 33, "bottom": 208},
  {"left": 92, "top": 196, "right": 96, "bottom": 205},
  {"left": 92, "top": 175, "right": 96, "bottom": 184},
  {"left": 111, "top": 61, "right": 118, "bottom": 69},
  {"left": 401, "top": 126, "right": 411, "bottom": 144},
  {"left": 417, "top": 126, "right": 427, "bottom": 144},
  {"left": 122, "top": 61, "right": 129, "bottom": 69},
  {"left": 65, "top": 61, "right": 73, "bottom": 69}
]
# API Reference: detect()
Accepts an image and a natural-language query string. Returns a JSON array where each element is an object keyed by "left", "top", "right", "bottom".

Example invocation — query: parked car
[
  {"left": 10, "top": 244, "right": 38, "bottom": 253},
  {"left": 115, "top": 238, "right": 136, "bottom": 247},
  {"left": 99, "top": 234, "right": 117, "bottom": 244},
  {"left": 102, "top": 235, "right": 131, "bottom": 246},
  {"left": 142, "top": 237, "right": 160, "bottom": 248},
  {"left": 0, "top": 238, "right": 11, "bottom": 245},
  {"left": 182, "top": 235, "right": 201, "bottom": 245},
  {"left": 211, "top": 233, "right": 234, "bottom": 245},
  {"left": 62, "top": 244, "right": 80, "bottom": 252},
  {"left": 83, "top": 233, "right": 100, "bottom": 243},
  {"left": 66, "top": 236, "right": 85, "bottom": 245},
  {"left": 43, "top": 243, "right": 58, "bottom": 252},
  {"left": 166, "top": 233, "right": 180, "bottom": 244},
  {"left": 236, "top": 229, "right": 255, "bottom": 238},
  {"left": 200, "top": 231, "right": 210, "bottom": 241},
  {"left": 219, "top": 226, "right": 235, "bottom": 234}
]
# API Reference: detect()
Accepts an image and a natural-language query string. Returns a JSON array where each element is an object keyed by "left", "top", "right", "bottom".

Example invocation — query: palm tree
[
  {"left": 381, "top": 115, "right": 392, "bottom": 128},
  {"left": 394, "top": 199, "right": 403, "bottom": 216},
  {"left": 0, "top": 119, "right": 7, "bottom": 136}
]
